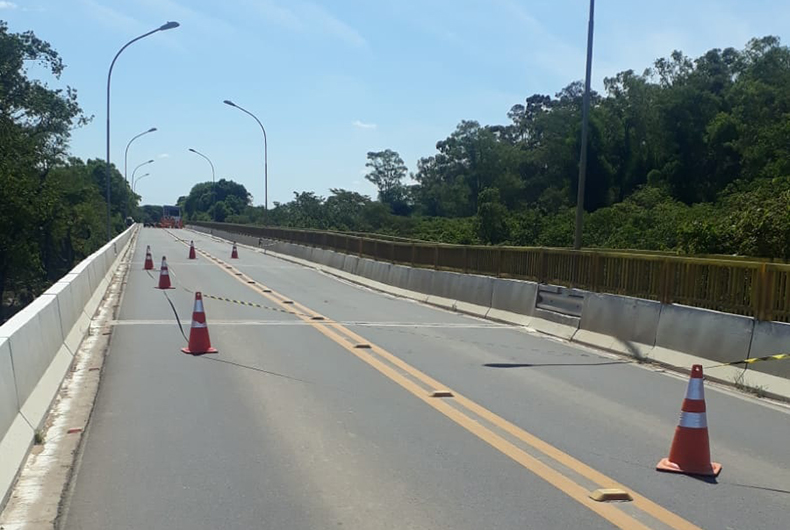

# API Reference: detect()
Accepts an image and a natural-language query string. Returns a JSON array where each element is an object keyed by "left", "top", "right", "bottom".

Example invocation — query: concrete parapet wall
[{"left": 0, "top": 225, "right": 135, "bottom": 508}]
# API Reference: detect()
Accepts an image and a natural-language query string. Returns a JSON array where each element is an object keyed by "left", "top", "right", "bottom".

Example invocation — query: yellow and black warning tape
[
  {"left": 202, "top": 293, "right": 315, "bottom": 318},
  {"left": 711, "top": 353, "right": 790, "bottom": 368}
]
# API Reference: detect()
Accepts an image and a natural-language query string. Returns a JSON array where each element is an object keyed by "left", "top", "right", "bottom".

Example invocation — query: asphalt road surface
[{"left": 59, "top": 228, "right": 790, "bottom": 529}]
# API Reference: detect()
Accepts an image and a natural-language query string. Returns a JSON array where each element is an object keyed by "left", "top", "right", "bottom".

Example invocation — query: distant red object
[{"left": 159, "top": 205, "right": 182, "bottom": 228}]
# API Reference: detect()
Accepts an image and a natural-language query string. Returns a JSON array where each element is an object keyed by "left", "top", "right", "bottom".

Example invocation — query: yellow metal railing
[{"left": 191, "top": 221, "right": 790, "bottom": 322}]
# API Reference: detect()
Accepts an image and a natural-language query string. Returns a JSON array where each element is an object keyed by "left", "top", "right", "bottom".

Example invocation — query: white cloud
[
  {"left": 158, "top": 153, "right": 170, "bottom": 159},
  {"left": 353, "top": 120, "right": 377, "bottom": 130},
  {"left": 246, "top": 0, "right": 366, "bottom": 48},
  {"left": 0, "top": 1, "right": 18, "bottom": 9},
  {"left": 81, "top": 0, "right": 141, "bottom": 32},
  {"left": 246, "top": 0, "right": 303, "bottom": 32},
  {"left": 134, "top": 0, "right": 237, "bottom": 38},
  {"left": 300, "top": 2, "right": 367, "bottom": 48}
]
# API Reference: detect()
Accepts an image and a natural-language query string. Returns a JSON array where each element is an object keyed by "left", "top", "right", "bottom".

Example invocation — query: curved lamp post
[
  {"left": 132, "top": 173, "right": 150, "bottom": 193},
  {"left": 188, "top": 148, "right": 216, "bottom": 219},
  {"left": 124, "top": 127, "right": 157, "bottom": 183},
  {"left": 223, "top": 99, "right": 268, "bottom": 212},
  {"left": 131, "top": 159, "right": 154, "bottom": 187},
  {"left": 106, "top": 21, "right": 180, "bottom": 241}
]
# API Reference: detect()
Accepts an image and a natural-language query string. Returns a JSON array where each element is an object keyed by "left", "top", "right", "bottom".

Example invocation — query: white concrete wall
[{"left": 0, "top": 225, "right": 136, "bottom": 507}]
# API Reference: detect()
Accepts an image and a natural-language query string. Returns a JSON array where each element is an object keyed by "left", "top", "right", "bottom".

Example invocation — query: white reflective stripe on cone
[
  {"left": 679, "top": 411, "right": 708, "bottom": 429},
  {"left": 191, "top": 321, "right": 207, "bottom": 329},
  {"left": 685, "top": 378, "right": 705, "bottom": 401},
  {"left": 195, "top": 300, "right": 205, "bottom": 313}
]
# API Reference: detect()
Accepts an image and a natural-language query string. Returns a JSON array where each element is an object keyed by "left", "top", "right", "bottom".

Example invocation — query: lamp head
[{"left": 160, "top": 21, "right": 180, "bottom": 31}]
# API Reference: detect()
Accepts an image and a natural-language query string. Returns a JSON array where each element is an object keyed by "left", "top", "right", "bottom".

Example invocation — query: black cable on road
[{"left": 162, "top": 290, "right": 189, "bottom": 343}]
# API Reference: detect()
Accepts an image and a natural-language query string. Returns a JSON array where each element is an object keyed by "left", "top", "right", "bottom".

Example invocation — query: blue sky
[{"left": 3, "top": 0, "right": 789, "bottom": 206}]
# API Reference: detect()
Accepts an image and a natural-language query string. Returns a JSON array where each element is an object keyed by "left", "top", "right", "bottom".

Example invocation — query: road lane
[
  {"left": 179, "top": 228, "right": 790, "bottom": 530},
  {"left": 61, "top": 229, "right": 617, "bottom": 530}
]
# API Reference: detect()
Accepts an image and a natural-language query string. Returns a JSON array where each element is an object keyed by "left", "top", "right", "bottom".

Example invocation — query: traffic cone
[
  {"left": 657, "top": 365, "right": 722, "bottom": 476},
  {"left": 155, "top": 256, "right": 175, "bottom": 290},
  {"left": 231, "top": 243, "right": 239, "bottom": 259},
  {"left": 143, "top": 245, "right": 154, "bottom": 270},
  {"left": 188, "top": 241, "right": 196, "bottom": 260},
  {"left": 181, "top": 292, "right": 217, "bottom": 355}
]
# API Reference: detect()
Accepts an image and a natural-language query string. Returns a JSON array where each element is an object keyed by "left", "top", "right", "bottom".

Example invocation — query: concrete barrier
[
  {"left": 748, "top": 321, "right": 790, "bottom": 379},
  {"left": 529, "top": 308, "right": 579, "bottom": 340},
  {"left": 355, "top": 258, "right": 372, "bottom": 280},
  {"left": 342, "top": 255, "right": 359, "bottom": 275},
  {"left": 449, "top": 274, "right": 494, "bottom": 317},
  {"left": 0, "top": 225, "right": 135, "bottom": 507},
  {"left": 424, "top": 271, "right": 458, "bottom": 310},
  {"left": 0, "top": 337, "right": 33, "bottom": 512},
  {"left": 0, "top": 338, "right": 19, "bottom": 451},
  {"left": 486, "top": 278, "right": 537, "bottom": 326},
  {"left": 405, "top": 268, "right": 434, "bottom": 298},
  {"left": 326, "top": 251, "right": 346, "bottom": 271},
  {"left": 2, "top": 294, "right": 66, "bottom": 425},
  {"left": 54, "top": 274, "right": 93, "bottom": 356},
  {"left": 574, "top": 293, "right": 660, "bottom": 358},
  {"left": 653, "top": 304, "right": 754, "bottom": 365},
  {"left": 428, "top": 271, "right": 457, "bottom": 298},
  {"left": 366, "top": 260, "right": 391, "bottom": 285}
]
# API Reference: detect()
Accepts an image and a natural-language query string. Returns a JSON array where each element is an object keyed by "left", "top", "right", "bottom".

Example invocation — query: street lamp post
[
  {"left": 131, "top": 159, "right": 154, "bottom": 190},
  {"left": 223, "top": 99, "right": 268, "bottom": 213},
  {"left": 132, "top": 173, "right": 150, "bottom": 194},
  {"left": 188, "top": 148, "right": 216, "bottom": 219},
  {"left": 573, "top": 0, "right": 595, "bottom": 250},
  {"left": 106, "top": 21, "right": 179, "bottom": 241},
  {"left": 124, "top": 127, "right": 157, "bottom": 182}
]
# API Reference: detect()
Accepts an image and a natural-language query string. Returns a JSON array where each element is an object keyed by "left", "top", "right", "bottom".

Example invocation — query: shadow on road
[
  {"left": 483, "top": 361, "right": 629, "bottom": 368},
  {"left": 199, "top": 355, "right": 312, "bottom": 384},
  {"left": 724, "top": 482, "right": 790, "bottom": 494}
]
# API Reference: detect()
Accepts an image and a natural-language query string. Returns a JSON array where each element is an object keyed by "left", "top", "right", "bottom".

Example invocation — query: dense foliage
[
  {"left": 186, "top": 37, "right": 789, "bottom": 259},
  {"left": 0, "top": 23, "right": 138, "bottom": 321}
]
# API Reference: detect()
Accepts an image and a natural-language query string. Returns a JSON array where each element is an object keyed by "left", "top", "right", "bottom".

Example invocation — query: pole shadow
[{"left": 483, "top": 361, "right": 628, "bottom": 368}]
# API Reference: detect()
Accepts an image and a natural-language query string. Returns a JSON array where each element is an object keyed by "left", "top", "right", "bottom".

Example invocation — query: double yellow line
[{"left": 172, "top": 233, "right": 703, "bottom": 530}]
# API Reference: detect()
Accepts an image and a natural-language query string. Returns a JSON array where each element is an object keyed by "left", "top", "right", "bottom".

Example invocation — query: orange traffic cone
[
  {"left": 188, "top": 241, "right": 196, "bottom": 260},
  {"left": 156, "top": 256, "right": 175, "bottom": 290},
  {"left": 143, "top": 245, "right": 154, "bottom": 270},
  {"left": 181, "top": 292, "right": 217, "bottom": 355},
  {"left": 657, "top": 365, "right": 721, "bottom": 476},
  {"left": 231, "top": 243, "right": 239, "bottom": 259}
]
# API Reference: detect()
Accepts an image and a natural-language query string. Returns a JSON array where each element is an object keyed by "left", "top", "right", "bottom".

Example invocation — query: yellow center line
[{"left": 171, "top": 233, "right": 703, "bottom": 530}]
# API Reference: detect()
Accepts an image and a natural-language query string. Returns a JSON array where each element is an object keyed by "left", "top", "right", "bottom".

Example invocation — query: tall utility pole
[
  {"left": 223, "top": 100, "right": 268, "bottom": 213},
  {"left": 573, "top": 0, "right": 595, "bottom": 250},
  {"left": 105, "top": 21, "right": 179, "bottom": 241}
]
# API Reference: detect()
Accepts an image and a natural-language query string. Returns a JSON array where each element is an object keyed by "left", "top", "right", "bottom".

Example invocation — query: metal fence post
[
  {"left": 592, "top": 252, "right": 601, "bottom": 292},
  {"left": 539, "top": 249, "right": 547, "bottom": 283}
]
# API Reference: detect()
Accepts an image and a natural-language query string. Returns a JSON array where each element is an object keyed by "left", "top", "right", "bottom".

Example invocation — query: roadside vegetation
[
  {"left": 0, "top": 23, "right": 137, "bottom": 321},
  {"left": 182, "top": 37, "right": 790, "bottom": 260}
]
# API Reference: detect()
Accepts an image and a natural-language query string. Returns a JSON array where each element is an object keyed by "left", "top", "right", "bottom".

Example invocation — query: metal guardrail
[{"left": 191, "top": 221, "right": 790, "bottom": 323}]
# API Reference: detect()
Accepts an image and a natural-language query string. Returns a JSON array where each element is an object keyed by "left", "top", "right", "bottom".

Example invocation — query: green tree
[
  {"left": 476, "top": 188, "right": 510, "bottom": 244},
  {"left": 365, "top": 149, "right": 409, "bottom": 214},
  {"left": 0, "top": 22, "right": 89, "bottom": 320}
]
